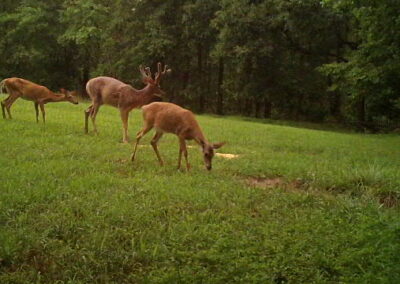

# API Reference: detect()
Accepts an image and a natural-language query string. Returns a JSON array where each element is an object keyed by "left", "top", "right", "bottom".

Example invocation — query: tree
[{"left": 321, "top": 0, "right": 400, "bottom": 127}]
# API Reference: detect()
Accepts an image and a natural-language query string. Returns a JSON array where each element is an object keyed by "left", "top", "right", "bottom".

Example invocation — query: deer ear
[
  {"left": 59, "top": 88, "right": 66, "bottom": 94},
  {"left": 212, "top": 142, "right": 225, "bottom": 149}
]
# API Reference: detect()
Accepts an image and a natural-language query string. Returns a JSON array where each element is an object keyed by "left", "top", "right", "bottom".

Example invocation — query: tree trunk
[
  {"left": 254, "top": 98, "right": 260, "bottom": 118},
  {"left": 245, "top": 98, "right": 252, "bottom": 116},
  {"left": 357, "top": 94, "right": 366, "bottom": 128},
  {"left": 329, "top": 92, "right": 342, "bottom": 121},
  {"left": 205, "top": 52, "right": 211, "bottom": 112},
  {"left": 197, "top": 43, "right": 205, "bottom": 113},
  {"left": 264, "top": 97, "right": 272, "bottom": 118},
  {"left": 81, "top": 64, "right": 90, "bottom": 98},
  {"left": 328, "top": 77, "right": 342, "bottom": 122},
  {"left": 216, "top": 57, "right": 224, "bottom": 115}
]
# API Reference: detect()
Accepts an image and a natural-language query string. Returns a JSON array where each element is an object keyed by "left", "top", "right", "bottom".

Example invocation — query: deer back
[
  {"left": 86, "top": 76, "right": 161, "bottom": 109},
  {"left": 142, "top": 102, "right": 204, "bottom": 140},
  {"left": 86, "top": 77, "right": 131, "bottom": 107},
  {"left": 6, "top": 78, "right": 54, "bottom": 100}
]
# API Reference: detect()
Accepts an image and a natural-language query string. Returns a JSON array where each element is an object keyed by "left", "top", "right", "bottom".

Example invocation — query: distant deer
[
  {"left": 0, "top": 78, "right": 79, "bottom": 123},
  {"left": 85, "top": 62, "right": 171, "bottom": 143},
  {"left": 131, "top": 102, "right": 225, "bottom": 171}
]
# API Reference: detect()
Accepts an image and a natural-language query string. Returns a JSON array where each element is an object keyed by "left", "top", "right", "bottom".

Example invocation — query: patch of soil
[
  {"left": 246, "top": 176, "right": 304, "bottom": 190},
  {"left": 379, "top": 192, "right": 400, "bottom": 208},
  {"left": 248, "top": 177, "right": 285, "bottom": 188},
  {"left": 247, "top": 177, "right": 399, "bottom": 209}
]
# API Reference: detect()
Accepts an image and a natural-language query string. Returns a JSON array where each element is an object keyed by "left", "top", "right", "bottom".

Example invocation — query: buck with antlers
[
  {"left": 131, "top": 102, "right": 225, "bottom": 171},
  {"left": 0, "top": 77, "right": 79, "bottom": 123},
  {"left": 85, "top": 62, "right": 171, "bottom": 143}
]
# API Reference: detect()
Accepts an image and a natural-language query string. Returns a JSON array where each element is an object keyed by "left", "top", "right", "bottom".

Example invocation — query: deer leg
[
  {"left": 39, "top": 103, "right": 45, "bottom": 123},
  {"left": 1, "top": 93, "right": 11, "bottom": 119},
  {"left": 90, "top": 104, "right": 100, "bottom": 134},
  {"left": 84, "top": 105, "right": 93, "bottom": 134},
  {"left": 177, "top": 145, "right": 182, "bottom": 170},
  {"left": 4, "top": 95, "right": 18, "bottom": 119},
  {"left": 1, "top": 101, "right": 5, "bottom": 119},
  {"left": 179, "top": 137, "right": 190, "bottom": 171},
  {"left": 131, "top": 124, "right": 153, "bottom": 162},
  {"left": 34, "top": 103, "right": 39, "bottom": 123},
  {"left": 150, "top": 131, "right": 164, "bottom": 166},
  {"left": 120, "top": 109, "right": 130, "bottom": 143}
]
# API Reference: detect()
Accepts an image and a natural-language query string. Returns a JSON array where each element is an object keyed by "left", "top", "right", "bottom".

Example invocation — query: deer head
[
  {"left": 201, "top": 142, "right": 226, "bottom": 171},
  {"left": 59, "top": 88, "right": 79, "bottom": 105},
  {"left": 139, "top": 62, "right": 171, "bottom": 96}
]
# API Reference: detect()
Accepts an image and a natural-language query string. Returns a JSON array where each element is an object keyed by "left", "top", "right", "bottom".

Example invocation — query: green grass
[{"left": 0, "top": 98, "right": 399, "bottom": 283}]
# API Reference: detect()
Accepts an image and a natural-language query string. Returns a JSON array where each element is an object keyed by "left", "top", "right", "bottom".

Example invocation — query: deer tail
[{"left": 0, "top": 79, "right": 7, "bottom": 95}]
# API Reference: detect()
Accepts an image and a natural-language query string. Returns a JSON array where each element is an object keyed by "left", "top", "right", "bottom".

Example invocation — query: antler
[
  {"left": 155, "top": 62, "right": 172, "bottom": 84},
  {"left": 140, "top": 63, "right": 171, "bottom": 85},
  {"left": 139, "top": 65, "right": 155, "bottom": 84},
  {"left": 145, "top": 67, "right": 152, "bottom": 77}
]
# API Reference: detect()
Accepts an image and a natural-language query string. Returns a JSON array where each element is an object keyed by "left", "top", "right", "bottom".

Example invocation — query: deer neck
[
  {"left": 193, "top": 127, "right": 208, "bottom": 147},
  {"left": 46, "top": 92, "right": 66, "bottom": 103},
  {"left": 136, "top": 85, "right": 160, "bottom": 106}
]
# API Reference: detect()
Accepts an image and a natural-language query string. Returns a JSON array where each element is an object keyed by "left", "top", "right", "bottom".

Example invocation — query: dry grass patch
[{"left": 215, "top": 153, "right": 239, "bottom": 159}]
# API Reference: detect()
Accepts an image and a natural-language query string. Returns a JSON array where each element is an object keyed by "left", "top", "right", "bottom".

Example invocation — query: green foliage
[
  {"left": 0, "top": 0, "right": 399, "bottom": 124},
  {"left": 321, "top": 0, "right": 400, "bottom": 125},
  {"left": 0, "top": 100, "right": 399, "bottom": 282}
]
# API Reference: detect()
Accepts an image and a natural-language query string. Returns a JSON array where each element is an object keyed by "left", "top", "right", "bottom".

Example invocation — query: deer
[
  {"left": 131, "top": 102, "right": 225, "bottom": 171},
  {"left": 0, "top": 77, "right": 79, "bottom": 123},
  {"left": 85, "top": 62, "right": 171, "bottom": 143}
]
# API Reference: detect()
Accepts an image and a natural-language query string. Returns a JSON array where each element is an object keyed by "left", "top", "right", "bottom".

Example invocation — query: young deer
[
  {"left": 0, "top": 78, "right": 78, "bottom": 123},
  {"left": 131, "top": 102, "right": 225, "bottom": 171},
  {"left": 85, "top": 62, "right": 171, "bottom": 143}
]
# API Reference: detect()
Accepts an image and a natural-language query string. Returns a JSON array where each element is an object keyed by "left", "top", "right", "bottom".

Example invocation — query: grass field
[{"left": 0, "top": 99, "right": 399, "bottom": 283}]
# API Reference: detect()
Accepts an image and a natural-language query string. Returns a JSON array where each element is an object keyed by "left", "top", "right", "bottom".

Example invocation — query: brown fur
[
  {"left": 0, "top": 77, "right": 78, "bottom": 123},
  {"left": 84, "top": 63, "right": 170, "bottom": 143},
  {"left": 131, "top": 102, "right": 225, "bottom": 171}
]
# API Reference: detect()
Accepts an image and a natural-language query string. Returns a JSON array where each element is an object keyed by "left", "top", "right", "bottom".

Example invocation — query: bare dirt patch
[
  {"left": 246, "top": 176, "right": 399, "bottom": 209},
  {"left": 246, "top": 176, "right": 304, "bottom": 190},
  {"left": 245, "top": 176, "right": 342, "bottom": 203},
  {"left": 379, "top": 192, "right": 400, "bottom": 208}
]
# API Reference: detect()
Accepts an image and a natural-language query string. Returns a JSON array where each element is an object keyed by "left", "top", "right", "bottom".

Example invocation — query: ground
[{"left": 0, "top": 99, "right": 399, "bottom": 283}]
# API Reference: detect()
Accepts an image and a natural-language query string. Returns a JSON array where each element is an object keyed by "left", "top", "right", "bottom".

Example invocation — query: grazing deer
[
  {"left": 0, "top": 77, "right": 79, "bottom": 123},
  {"left": 131, "top": 102, "right": 225, "bottom": 171},
  {"left": 85, "top": 62, "right": 171, "bottom": 143}
]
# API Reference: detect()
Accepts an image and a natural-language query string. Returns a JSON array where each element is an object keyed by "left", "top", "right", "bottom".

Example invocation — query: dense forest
[{"left": 1, "top": 0, "right": 400, "bottom": 129}]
